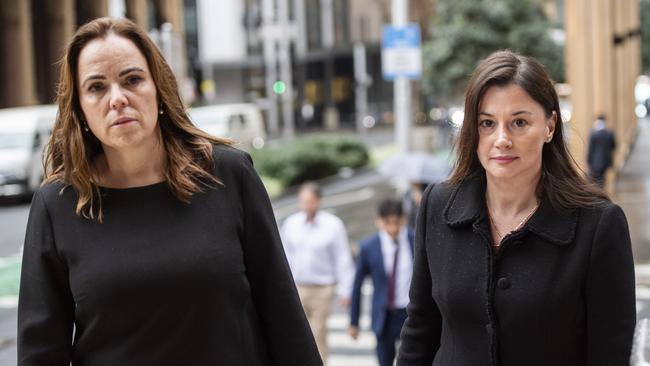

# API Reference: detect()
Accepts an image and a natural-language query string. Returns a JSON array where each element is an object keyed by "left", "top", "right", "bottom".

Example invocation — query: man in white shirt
[
  {"left": 280, "top": 182, "right": 354, "bottom": 364},
  {"left": 348, "top": 199, "right": 415, "bottom": 366}
]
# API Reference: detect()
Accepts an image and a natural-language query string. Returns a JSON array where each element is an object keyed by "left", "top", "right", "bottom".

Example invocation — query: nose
[
  {"left": 494, "top": 123, "right": 512, "bottom": 149},
  {"left": 109, "top": 84, "right": 128, "bottom": 110}
]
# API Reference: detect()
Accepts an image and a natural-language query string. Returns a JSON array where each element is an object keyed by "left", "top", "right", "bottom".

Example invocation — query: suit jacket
[
  {"left": 397, "top": 171, "right": 635, "bottom": 366},
  {"left": 349, "top": 230, "right": 415, "bottom": 336},
  {"left": 587, "top": 127, "right": 616, "bottom": 173}
]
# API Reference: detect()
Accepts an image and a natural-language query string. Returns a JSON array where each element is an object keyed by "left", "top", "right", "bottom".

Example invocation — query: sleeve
[
  {"left": 238, "top": 152, "right": 323, "bottom": 366},
  {"left": 349, "top": 243, "right": 369, "bottom": 327},
  {"left": 396, "top": 184, "right": 442, "bottom": 366},
  {"left": 332, "top": 221, "right": 354, "bottom": 298},
  {"left": 278, "top": 218, "right": 295, "bottom": 272},
  {"left": 585, "top": 204, "right": 636, "bottom": 365},
  {"left": 17, "top": 190, "right": 74, "bottom": 365}
]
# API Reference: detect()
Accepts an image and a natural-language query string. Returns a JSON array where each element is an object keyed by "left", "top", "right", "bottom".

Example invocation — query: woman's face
[
  {"left": 77, "top": 34, "right": 159, "bottom": 152},
  {"left": 476, "top": 84, "right": 556, "bottom": 183}
]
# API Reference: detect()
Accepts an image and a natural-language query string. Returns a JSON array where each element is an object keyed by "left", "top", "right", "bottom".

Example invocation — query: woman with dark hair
[
  {"left": 17, "top": 17, "right": 321, "bottom": 366},
  {"left": 397, "top": 50, "right": 635, "bottom": 366}
]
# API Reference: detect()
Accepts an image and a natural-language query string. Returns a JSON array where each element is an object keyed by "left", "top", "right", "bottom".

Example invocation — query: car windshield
[{"left": 0, "top": 133, "right": 33, "bottom": 150}]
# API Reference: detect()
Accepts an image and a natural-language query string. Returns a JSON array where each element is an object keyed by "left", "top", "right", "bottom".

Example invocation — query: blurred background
[{"left": 1, "top": 0, "right": 650, "bottom": 364}]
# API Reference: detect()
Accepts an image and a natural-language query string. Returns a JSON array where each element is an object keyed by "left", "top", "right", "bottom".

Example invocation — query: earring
[
  {"left": 84, "top": 126, "right": 89, "bottom": 132},
  {"left": 159, "top": 104, "right": 164, "bottom": 115},
  {"left": 546, "top": 137, "right": 552, "bottom": 143}
]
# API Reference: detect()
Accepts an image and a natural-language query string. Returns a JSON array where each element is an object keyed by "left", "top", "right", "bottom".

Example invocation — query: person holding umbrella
[{"left": 397, "top": 50, "right": 635, "bottom": 365}]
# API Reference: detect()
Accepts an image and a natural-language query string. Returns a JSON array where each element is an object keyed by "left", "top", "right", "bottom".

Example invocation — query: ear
[{"left": 546, "top": 111, "right": 557, "bottom": 141}]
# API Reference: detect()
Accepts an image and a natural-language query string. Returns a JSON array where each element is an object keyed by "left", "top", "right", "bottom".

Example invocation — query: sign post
[{"left": 382, "top": 7, "right": 422, "bottom": 155}]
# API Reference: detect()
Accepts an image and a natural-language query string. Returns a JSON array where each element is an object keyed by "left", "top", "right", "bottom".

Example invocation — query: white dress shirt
[
  {"left": 379, "top": 228, "right": 413, "bottom": 309},
  {"left": 281, "top": 210, "right": 354, "bottom": 297}
]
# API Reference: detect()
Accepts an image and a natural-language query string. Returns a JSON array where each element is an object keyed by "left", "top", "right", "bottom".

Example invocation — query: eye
[
  {"left": 479, "top": 119, "right": 495, "bottom": 129},
  {"left": 125, "top": 75, "right": 143, "bottom": 86},
  {"left": 512, "top": 119, "right": 528, "bottom": 128},
  {"left": 87, "top": 83, "right": 104, "bottom": 93}
]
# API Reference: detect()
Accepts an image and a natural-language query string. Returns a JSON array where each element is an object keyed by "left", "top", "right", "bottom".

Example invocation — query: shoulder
[
  {"left": 359, "top": 233, "right": 381, "bottom": 250},
  {"left": 581, "top": 201, "right": 627, "bottom": 226},
  {"left": 36, "top": 181, "right": 75, "bottom": 208},
  {"left": 318, "top": 210, "right": 344, "bottom": 225},
  {"left": 212, "top": 144, "right": 251, "bottom": 171},
  {"left": 421, "top": 181, "right": 455, "bottom": 215}
]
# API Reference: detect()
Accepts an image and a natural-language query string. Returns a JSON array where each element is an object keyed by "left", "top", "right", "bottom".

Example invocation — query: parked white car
[
  {"left": 188, "top": 103, "right": 266, "bottom": 150},
  {"left": 0, "top": 105, "right": 57, "bottom": 197}
]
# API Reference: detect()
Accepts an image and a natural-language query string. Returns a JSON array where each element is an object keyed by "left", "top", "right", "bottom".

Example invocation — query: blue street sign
[{"left": 381, "top": 23, "right": 422, "bottom": 80}]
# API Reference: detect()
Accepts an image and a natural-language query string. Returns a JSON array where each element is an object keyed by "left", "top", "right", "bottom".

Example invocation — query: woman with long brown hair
[
  {"left": 397, "top": 50, "right": 635, "bottom": 365},
  {"left": 17, "top": 17, "right": 321, "bottom": 365}
]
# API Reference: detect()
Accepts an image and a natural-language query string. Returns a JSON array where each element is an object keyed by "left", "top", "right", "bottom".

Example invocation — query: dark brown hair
[
  {"left": 45, "top": 17, "right": 231, "bottom": 220},
  {"left": 448, "top": 50, "right": 608, "bottom": 209}
]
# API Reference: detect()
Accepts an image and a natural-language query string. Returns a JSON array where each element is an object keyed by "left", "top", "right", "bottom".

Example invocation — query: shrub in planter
[{"left": 250, "top": 135, "right": 369, "bottom": 187}]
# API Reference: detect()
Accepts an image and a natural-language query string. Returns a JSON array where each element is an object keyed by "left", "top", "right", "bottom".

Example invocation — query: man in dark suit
[
  {"left": 587, "top": 113, "right": 616, "bottom": 187},
  {"left": 348, "top": 199, "right": 415, "bottom": 366}
]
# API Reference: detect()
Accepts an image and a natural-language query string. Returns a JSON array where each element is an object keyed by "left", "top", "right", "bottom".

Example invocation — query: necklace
[{"left": 488, "top": 203, "right": 538, "bottom": 245}]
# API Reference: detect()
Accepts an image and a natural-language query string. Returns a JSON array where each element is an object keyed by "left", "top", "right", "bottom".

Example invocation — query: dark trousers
[{"left": 376, "top": 308, "right": 408, "bottom": 366}]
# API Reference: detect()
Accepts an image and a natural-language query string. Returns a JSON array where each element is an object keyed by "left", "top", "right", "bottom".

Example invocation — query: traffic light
[{"left": 272, "top": 81, "right": 286, "bottom": 95}]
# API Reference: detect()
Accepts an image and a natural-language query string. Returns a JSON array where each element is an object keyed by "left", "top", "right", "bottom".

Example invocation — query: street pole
[
  {"left": 321, "top": 0, "right": 339, "bottom": 131},
  {"left": 392, "top": 0, "right": 411, "bottom": 154},
  {"left": 354, "top": 42, "right": 370, "bottom": 136},
  {"left": 277, "top": 0, "right": 295, "bottom": 140},
  {"left": 261, "top": 0, "right": 280, "bottom": 136}
]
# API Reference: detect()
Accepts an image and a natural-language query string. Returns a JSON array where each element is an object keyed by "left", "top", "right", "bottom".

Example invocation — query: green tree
[{"left": 422, "top": 0, "right": 564, "bottom": 103}]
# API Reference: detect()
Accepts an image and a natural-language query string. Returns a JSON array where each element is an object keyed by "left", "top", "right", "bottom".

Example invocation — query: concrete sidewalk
[{"left": 614, "top": 118, "right": 650, "bottom": 266}]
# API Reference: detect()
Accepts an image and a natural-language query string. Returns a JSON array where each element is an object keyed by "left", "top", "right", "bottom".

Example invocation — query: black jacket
[{"left": 397, "top": 172, "right": 635, "bottom": 366}]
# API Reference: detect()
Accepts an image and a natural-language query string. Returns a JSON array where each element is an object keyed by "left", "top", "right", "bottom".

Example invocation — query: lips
[
  {"left": 492, "top": 156, "right": 517, "bottom": 164},
  {"left": 111, "top": 116, "right": 136, "bottom": 126}
]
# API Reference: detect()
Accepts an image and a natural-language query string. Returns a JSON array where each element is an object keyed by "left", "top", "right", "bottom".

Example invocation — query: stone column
[
  {"left": 126, "top": 0, "right": 149, "bottom": 30},
  {"left": 0, "top": 0, "right": 37, "bottom": 107}
]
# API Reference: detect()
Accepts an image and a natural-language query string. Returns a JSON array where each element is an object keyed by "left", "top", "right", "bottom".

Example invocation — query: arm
[
  {"left": 332, "top": 221, "right": 355, "bottom": 300},
  {"left": 349, "top": 243, "right": 369, "bottom": 330},
  {"left": 586, "top": 204, "right": 635, "bottom": 365},
  {"left": 17, "top": 190, "right": 74, "bottom": 365},
  {"left": 397, "top": 184, "right": 442, "bottom": 366},
  {"left": 238, "top": 152, "right": 322, "bottom": 366}
]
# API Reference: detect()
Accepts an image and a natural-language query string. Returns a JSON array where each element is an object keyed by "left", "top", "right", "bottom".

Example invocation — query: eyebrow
[
  {"left": 81, "top": 67, "right": 145, "bottom": 88},
  {"left": 478, "top": 110, "right": 534, "bottom": 117}
]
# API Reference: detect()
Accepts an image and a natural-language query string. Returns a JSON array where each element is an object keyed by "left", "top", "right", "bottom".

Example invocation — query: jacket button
[
  {"left": 497, "top": 277, "right": 511, "bottom": 290},
  {"left": 486, "top": 323, "right": 493, "bottom": 335}
]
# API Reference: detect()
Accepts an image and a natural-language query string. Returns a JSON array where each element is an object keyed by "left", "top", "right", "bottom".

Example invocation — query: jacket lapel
[{"left": 441, "top": 170, "right": 579, "bottom": 247}]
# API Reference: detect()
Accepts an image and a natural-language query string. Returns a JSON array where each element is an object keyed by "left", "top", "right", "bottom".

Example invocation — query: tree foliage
[{"left": 422, "top": 0, "right": 564, "bottom": 103}]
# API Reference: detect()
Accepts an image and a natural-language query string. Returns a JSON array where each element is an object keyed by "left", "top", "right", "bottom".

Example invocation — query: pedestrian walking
[
  {"left": 397, "top": 50, "right": 635, "bottom": 366},
  {"left": 348, "top": 199, "right": 415, "bottom": 366},
  {"left": 587, "top": 113, "right": 617, "bottom": 187},
  {"left": 17, "top": 17, "right": 321, "bottom": 366},
  {"left": 281, "top": 181, "right": 355, "bottom": 364}
]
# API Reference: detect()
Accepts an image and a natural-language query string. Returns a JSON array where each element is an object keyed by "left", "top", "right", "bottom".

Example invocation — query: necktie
[{"left": 387, "top": 239, "right": 399, "bottom": 309}]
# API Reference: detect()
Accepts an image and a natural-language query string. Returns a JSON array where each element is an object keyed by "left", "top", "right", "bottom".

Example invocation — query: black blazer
[{"left": 397, "top": 172, "right": 636, "bottom": 366}]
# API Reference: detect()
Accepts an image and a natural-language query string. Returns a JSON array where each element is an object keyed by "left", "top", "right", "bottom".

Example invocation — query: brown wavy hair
[
  {"left": 44, "top": 17, "right": 231, "bottom": 221},
  {"left": 448, "top": 50, "right": 608, "bottom": 209}
]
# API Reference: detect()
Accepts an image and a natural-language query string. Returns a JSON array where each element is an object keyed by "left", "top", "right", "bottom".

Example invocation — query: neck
[
  {"left": 485, "top": 170, "right": 540, "bottom": 217},
  {"left": 97, "top": 138, "right": 165, "bottom": 188}
]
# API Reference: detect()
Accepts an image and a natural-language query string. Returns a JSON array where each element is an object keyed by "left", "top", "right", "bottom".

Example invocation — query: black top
[
  {"left": 397, "top": 172, "right": 636, "bottom": 366},
  {"left": 18, "top": 145, "right": 322, "bottom": 366}
]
